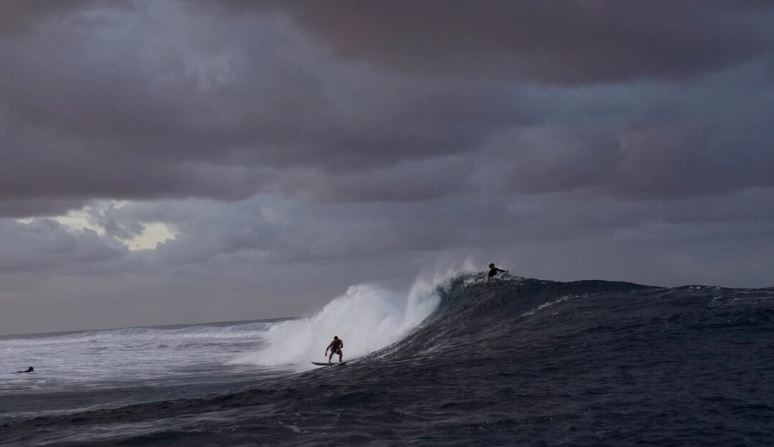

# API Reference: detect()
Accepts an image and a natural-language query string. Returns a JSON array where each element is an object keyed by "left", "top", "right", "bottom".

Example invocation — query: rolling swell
[{"left": 3, "top": 275, "right": 774, "bottom": 446}]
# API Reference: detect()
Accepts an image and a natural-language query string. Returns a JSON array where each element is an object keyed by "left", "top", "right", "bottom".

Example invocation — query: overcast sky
[{"left": 2, "top": 1, "right": 773, "bottom": 335}]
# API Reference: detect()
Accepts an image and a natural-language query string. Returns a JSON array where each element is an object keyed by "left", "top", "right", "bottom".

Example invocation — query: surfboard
[{"left": 311, "top": 361, "right": 347, "bottom": 366}]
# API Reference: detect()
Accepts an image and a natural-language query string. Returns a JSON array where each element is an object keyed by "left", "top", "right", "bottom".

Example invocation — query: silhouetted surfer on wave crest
[
  {"left": 325, "top": 336, "right": 344, "bottom": 363},
  {"left": 488, "top": 263, "right": 507, "bottom": 280}
]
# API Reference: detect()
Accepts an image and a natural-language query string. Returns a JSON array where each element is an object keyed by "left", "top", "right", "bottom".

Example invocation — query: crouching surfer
[
  {"left": 325, "top": 336, "right": 344, "bottom": 363},
  {"left": 488, "top": 263, "right": 507, "bottom": 280},
  {"left": 16, "top": 366, "right": 34, "bottom": 373}
]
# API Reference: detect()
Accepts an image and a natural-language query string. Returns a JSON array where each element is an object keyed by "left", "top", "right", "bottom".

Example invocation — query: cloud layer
[{"left": 2, "top": 1, "right": 773, "bottom": 334}]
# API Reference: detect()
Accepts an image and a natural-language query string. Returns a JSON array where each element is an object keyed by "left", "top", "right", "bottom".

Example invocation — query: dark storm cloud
[
  {"left": 0, "top": 219, "right": 126, "bottom": 273},
  {"left": 256, "top": 0, "right": 774, "bottom": 84},
  {"left": 0, "top": 2, "right": 522, "bottom": 216},
  {"left": 0, "top": 198, "right": 87, "bottom": 218},
  {"left": 2, "top": 0, "right": 774, "bottom": 220},
  {"left": 0, "top": 1, "right": 108, "bottom": 36},
  {"left": 277, "top": 155, "right": 471, "bottom": 203},
  {"left": 476, "top": 66, "right": 774, "bottom": 200}
]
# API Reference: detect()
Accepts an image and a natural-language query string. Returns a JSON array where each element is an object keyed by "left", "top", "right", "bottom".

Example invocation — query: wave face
[{"left": 3, "top": 275, "right": 774, "bottom": 446}]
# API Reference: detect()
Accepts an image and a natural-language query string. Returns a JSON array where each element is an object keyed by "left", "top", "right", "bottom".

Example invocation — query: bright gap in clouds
[
  {"left": 122, "top": 222, "right": 178, "bottom": 251},
  {"left": 17, "top": 201, "right": 178, "bottom": 251}
]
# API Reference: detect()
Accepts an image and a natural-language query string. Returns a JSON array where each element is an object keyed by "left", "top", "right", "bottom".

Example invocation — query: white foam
[
  {"left": 521, "top": 295, "right": 572, "bottom": 317},
  {"left": 0, "top": 322, "right": 272, "bottom": 394},
  {"left": 232, "top": 261, "right": 477, "bottom": 370}
]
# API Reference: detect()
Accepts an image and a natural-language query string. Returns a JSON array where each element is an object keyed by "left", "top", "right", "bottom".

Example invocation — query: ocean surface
[{"left": 2, "top": 273, "right": 773, "bottom": 446}]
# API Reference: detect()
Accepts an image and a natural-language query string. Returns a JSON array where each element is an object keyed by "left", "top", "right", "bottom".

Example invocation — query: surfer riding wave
[{"left": 325, "top": 336, "right": 344, "bottom": 363}]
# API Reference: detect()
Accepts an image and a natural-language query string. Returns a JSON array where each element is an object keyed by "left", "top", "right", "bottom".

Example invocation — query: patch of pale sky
[
  {"left": 123, "top": 222, "right": 179, "bottom": 251},
  {"left": 15, "top": 201, "right": 178, "bottom": 251}
]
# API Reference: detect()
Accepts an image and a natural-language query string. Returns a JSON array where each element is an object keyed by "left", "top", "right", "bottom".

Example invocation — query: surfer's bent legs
[
  {"left": 328, "top": 346, "right": 342, "bottom": 363},
  {"left": 329, "top": 348, "right": 343, "bottom": 363}
]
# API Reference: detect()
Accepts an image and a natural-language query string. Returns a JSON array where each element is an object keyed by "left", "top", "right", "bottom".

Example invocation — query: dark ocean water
[{"left": 2, "top": 274, "right": 774, "bottom": 446}]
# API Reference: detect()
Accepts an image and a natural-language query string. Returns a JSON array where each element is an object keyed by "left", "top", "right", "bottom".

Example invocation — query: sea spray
[
  {"left": 231, "top": 283, "right": 434, "bottom": 368},
  {"left": 233, "top": 261, "right": 477, "bottom": 368}
]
